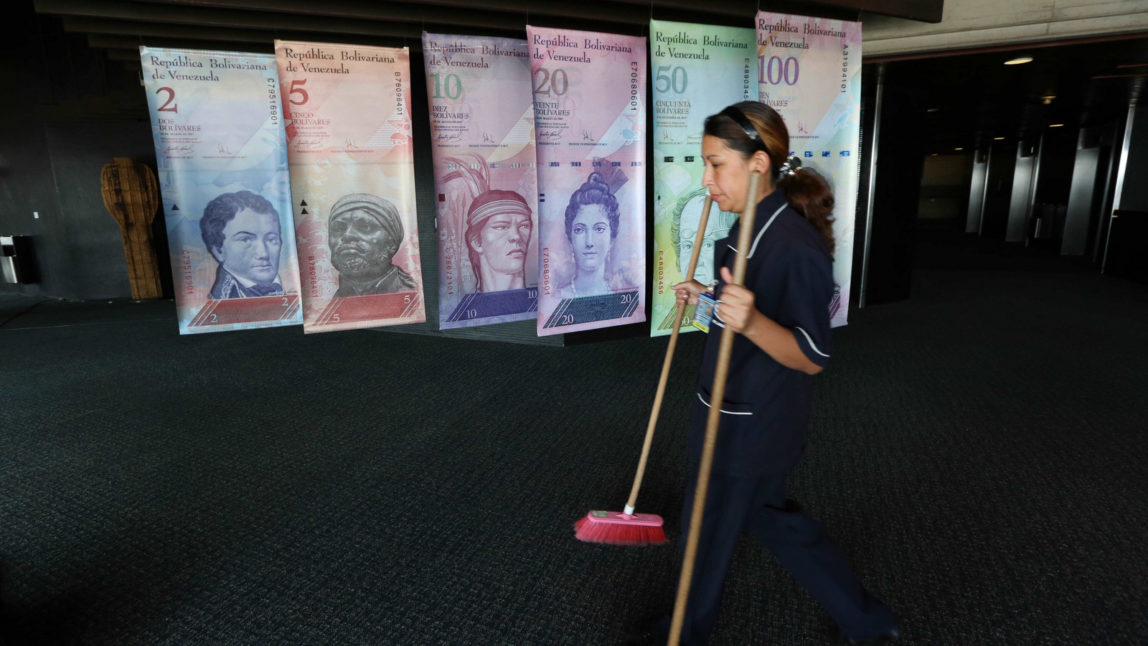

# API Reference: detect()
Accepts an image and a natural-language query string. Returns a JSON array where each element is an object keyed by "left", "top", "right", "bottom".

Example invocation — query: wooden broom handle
[
  {"left": 623, "top": 196, "right": 714, "bottom": 514},
  {"left": 668, "top": 172, "right": 761, "bottom": 646}
]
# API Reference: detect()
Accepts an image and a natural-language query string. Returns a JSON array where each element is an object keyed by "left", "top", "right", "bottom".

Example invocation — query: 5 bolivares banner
[{"left": 275, "top": 41, "right": 426, "bottom": 333}]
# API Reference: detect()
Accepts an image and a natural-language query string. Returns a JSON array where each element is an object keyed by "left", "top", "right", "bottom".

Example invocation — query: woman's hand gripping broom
[{"left": 668, "top": 172, "right": 761, "bottom": 644}]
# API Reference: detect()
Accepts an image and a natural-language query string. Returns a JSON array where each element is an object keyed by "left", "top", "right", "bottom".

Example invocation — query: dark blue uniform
[{"left": 674, "top": 188, "right": 896, "bottom": 644}]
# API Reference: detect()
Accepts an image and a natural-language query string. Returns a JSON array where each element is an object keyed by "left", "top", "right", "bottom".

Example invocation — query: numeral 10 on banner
[
  {"left": 429, "top": 73, "right": 462, "bottom": 99},
  {"left": 758, "top": 55, "right": 799, "bottom": 86}
]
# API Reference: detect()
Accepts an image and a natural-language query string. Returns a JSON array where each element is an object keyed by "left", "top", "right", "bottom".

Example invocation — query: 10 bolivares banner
[
  {"left": 649, "top": 20, "right": 756, "bottom": 337},
  {"left": 526, "top": 26, "right": 647, "bottom": 336},
  {"left": 756, "top": 11, "right": 861, "bottom": 327},
  {"left": 140, "top": 47, "right": 303, "bottom": 335},
  {"left": 275, "top": 41, "right": 426, "bottom": 333},
  {"left": 422, "top": 33, "right": 540, "bottom": 330}
]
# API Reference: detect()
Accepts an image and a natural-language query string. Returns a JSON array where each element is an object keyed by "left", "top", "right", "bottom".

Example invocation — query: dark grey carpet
[{"left": 1, "top": 235, "right": 1146, "bottom": 645}]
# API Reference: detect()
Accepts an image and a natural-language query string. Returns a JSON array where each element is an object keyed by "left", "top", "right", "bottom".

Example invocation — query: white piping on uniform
[
  {"left": 696, "top": 392, "right": 753, "bottom": 415},
  {"left": 794, "top": 326, "right": 830, "bottom": 358},
  {"left": 748, "top": 205, "right": 787, "bottom": 259}
]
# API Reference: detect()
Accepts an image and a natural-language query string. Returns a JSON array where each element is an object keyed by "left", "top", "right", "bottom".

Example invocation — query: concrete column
[
  {"left": 1061, "top": 128, "right": 1099, "bottom": 256},
  {"left": 1102, "top": 81, "right": 1146, "bottom": 272},
  {"left": 966, "top": 150, "right": 987, "bottom": 234},
  {"left": 1006, "top": 140, "right": 1036, "bottom": 243}
]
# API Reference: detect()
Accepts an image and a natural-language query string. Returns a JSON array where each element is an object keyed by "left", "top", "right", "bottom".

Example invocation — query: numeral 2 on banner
[{"left": 156, "top": 87, "right": 177, "bottom": 112}]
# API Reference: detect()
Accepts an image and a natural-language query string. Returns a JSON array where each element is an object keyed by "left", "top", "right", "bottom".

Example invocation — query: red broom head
[{"left": 573, "top": 510, "right": 668, "bottom": 546}]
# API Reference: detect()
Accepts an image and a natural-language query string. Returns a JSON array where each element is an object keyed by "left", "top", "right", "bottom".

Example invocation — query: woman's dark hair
[
  {"left": 702, "top": 101, "right": 835, "bottom": 255},
  {"left": 564, "top": 172, "right": 620, "bottom": 240}
]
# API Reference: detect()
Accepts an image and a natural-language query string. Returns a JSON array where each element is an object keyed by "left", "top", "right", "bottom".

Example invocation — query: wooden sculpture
[{"left": 101, "top": 157, "right": 163, "bottom": 300}]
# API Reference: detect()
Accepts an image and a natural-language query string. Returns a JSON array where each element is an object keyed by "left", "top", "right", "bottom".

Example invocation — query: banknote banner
[
  {"left": 649, "top": 20, "right": 756, "bottom": 337},
  {"left": 756, "top": 12, "right": 861, "bottom": 327},
  {"left": 140, "top": 47, "right": 304, "bottom": 335},
  {"left": 526, "top": 26, "right": 647, "bottom": 336},
  {"left": 275, "top": 41, "right": 425, "bottom": 333},
  {"left": 422, "top": 33, "right": 540, "bottom": 329}
]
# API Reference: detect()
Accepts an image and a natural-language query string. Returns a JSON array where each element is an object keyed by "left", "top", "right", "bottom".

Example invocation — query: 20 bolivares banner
[{"left": 526, "top": 26, "right": 648, "bottom": 336}]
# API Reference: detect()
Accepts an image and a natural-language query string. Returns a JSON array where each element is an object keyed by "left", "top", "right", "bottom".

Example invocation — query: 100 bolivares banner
[
  {"left": 756, "top": 12, "right": 861, "bottom": 327},
  {"left": 141, "top": 47, "right": 303, "bottom": 335},
  {"left": 526, "top": 26, "right": 647, "bottom": 336},
  {"left": 275, "top": 41, "right": 426, "bottom": 333},
  {"left": 649, "top": 21, "right": 756, "bottom": 337},
  {"left": 422, "top": 33, "right": 540, "bottom": 329}
]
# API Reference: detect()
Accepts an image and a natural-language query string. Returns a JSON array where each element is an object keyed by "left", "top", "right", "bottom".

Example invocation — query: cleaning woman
[{"left": 660, "top": 101, "right": 900, "bottom": 645}]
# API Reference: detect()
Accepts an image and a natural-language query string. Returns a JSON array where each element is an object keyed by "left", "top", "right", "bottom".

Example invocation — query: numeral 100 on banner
[{"left": 758, "top": 55, "right": 799, "bottom": 86}]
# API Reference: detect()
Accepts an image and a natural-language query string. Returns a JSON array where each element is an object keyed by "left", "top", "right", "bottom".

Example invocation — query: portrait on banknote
[
  {"left": 327, "top": 193, "right": 418, "bottom": 297},
  {"left": 554, "top": 170, "right": 635, "bottom": 299},
  {"left": 463, "top": 187, "right": 533, "bottom": 293},
  {"left": 199, "top": 190, "right": 287, "bottom": 300},
  {"left": 439, "top": 155, "right": 536, "bottom": 297},
  {"left": 668, "top": 187, "right": 738, "bottom": 283}
]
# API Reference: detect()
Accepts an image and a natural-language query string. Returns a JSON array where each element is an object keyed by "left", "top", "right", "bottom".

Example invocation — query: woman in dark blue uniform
[{"left": 664, "top": 101, "right": 899, "bottom": 645}]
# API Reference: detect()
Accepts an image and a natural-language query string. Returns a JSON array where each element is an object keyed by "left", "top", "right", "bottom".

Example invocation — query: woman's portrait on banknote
[{"left": 556, "top": 171, "right": 634, "bottom": 299}]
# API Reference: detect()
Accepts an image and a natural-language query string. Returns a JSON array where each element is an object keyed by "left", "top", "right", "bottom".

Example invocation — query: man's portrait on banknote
[
  {"left": 464, "top": 189, "right": 533, "bottom": 293},
  {"left": 670, "top": 187, "right": 737, "bottom": 283},
  {"left": 328, "top": 193, "right": 417, "bottom": 297},
  {"left": 200, "top": 190, "right": 286, "bottom": 300}
]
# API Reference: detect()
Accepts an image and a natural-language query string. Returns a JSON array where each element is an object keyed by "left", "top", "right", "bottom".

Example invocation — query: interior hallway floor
[{"left": 2, "top": 232, "right": 1146, "bottom": 645}]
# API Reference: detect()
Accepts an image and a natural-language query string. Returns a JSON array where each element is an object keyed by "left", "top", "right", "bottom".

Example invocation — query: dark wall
[
  {"left": 979, "top": 140, "right": 1017, "bottom": 239},
  {"left": 862, "top": 64, "right": 927, "bottom": 305},
  {"left": 918, "top": 152, "right": 973, "bottom": 230},
  {"left": 0, "top": 3, "right": 157, "bottom": 299},
  {"left": 1117, "top": 104, "right": 1148, "bottom": 212},
  {"left": 1033, "top": 126, "right": 1078, "bottom": 208}
]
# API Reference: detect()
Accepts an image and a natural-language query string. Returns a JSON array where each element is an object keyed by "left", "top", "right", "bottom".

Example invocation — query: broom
[
  {"left": 574, "top": 196, "right": 715, "bottom": 546},
  {"left": 668, "top": 172, "right": 761, "bottom": 645}
]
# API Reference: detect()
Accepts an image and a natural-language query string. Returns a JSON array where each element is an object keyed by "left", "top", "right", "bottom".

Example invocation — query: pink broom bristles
[{"left": 574, "top": 510, "right": 667, "bottom": 546}]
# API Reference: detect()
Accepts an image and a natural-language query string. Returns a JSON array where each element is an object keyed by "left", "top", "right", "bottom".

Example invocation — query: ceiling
[
  {"left": 25, "top": 0, "right": 1143, "bottom": 153},
  {"left": 888, "top": 36, "right": 1148, "bottom": 152},
  {"left": 33, "top": 0, "right": 938, "bottom": 64}
]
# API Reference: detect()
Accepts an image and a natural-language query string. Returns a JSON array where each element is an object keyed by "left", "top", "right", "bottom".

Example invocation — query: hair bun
[
  {"left": 586, "top": 172, "right": 605, "bottom": 185},
  {"left": 778, "top": 154, "right": 802, "bottom": 177}
]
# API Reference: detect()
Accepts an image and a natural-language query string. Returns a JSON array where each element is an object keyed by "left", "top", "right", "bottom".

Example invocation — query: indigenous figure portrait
[
  {"left": 670, "top": 187, "right": 738, "bottom": 282},
  {"left": 200, "top": 190, "right": 285, "bottom": 300},
  {"left": 465, "top": 189, "right": 533, "bottom": 293},
  {"left": 557, "top": 171, "right": 632, "bottom": 299},
  {"left": 328, "top": 193, "right": 417, "bottom": 297}
]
